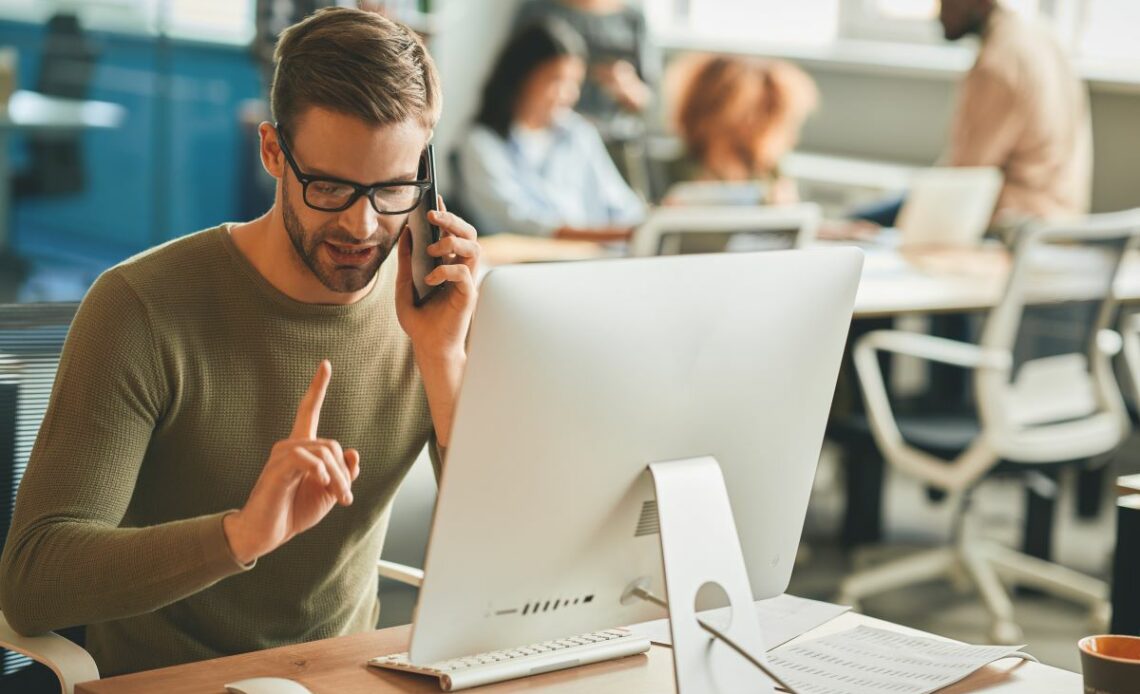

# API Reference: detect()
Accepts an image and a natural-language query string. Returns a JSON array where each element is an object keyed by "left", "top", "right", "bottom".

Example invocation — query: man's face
[
  {"left": 939, "top": 0, "right": 988, "bottom": 41},
  {"left": 277, "top": 109, "right": 431, "bottom": 294}
]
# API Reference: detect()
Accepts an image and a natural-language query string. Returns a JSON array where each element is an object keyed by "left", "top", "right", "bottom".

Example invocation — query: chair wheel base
[
  {"left": 1088, "top": 602, "right": 1111, "bottom": 632},
  {"left": 949, "top": 565, "right": 972, "bottom": 594},
  {"left": 989, "top": 621, "right": 1023, "bottom": 645},
  {"left": 835, "top": 593, "right": 860, "bottom": 612}
]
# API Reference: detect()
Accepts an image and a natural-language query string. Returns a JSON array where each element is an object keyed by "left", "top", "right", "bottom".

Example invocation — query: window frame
[
  {"left": 645, "top": 0, "right": 1140, "bottom": 92},
  {"left": 837, "top": 0, "right": 943, "bottom": 45}
]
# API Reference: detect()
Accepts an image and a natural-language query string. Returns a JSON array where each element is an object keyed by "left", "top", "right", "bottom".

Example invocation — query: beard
[{"left": 281, "top": 184, "right": 398, "bottom": 293}]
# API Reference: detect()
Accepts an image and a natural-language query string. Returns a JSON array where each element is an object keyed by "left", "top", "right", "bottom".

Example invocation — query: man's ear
[{"left": 258, "top": 122, "right": 285, "bottom": 179}]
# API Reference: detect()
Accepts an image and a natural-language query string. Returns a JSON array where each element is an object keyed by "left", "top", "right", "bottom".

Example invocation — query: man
[
  {"left": 846, "top": 1, "right": 1090, "bottom": 233},
  {"left": 941, "top": 0, "right": 1092, "bottom": 223},
  {"left": 0, "top": 7, "right": 478, "bottom": 680}
]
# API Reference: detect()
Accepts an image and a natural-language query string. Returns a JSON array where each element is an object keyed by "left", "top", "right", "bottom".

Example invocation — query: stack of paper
[{"left": 767, "top": 625, "right": 1034, "bottom": 694}]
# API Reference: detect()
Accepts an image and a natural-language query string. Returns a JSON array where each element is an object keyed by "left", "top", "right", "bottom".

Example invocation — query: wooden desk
[{"left": 76, "top": 612, "right": 1079, "bottom": 693}]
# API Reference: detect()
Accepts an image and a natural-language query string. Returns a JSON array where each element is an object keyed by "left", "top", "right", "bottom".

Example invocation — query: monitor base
[{"left": 648, "top": 456, "right": 778, "bottom": 694}]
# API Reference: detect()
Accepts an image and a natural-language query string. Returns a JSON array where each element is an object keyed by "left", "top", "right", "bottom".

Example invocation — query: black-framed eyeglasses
[{"left": 275, "top": 123, "right": 431, "bottom": 215}]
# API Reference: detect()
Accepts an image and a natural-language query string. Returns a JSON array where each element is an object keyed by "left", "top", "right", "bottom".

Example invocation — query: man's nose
[{"left": 338, "top": 194, "right": 380, "bottom": 240}]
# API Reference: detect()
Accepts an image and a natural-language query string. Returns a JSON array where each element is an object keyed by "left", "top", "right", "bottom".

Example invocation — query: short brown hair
[
  {"left": 670, "top": 54, "right": 817, "bottom": 177},
  {"left": 271, "top": 7, "right": 441, "bottom": 134}
]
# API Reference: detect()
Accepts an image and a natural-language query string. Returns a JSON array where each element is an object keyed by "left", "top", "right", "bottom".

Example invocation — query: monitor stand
[{"left": 648, "top": 456, "right": 779, "bottom": 694}]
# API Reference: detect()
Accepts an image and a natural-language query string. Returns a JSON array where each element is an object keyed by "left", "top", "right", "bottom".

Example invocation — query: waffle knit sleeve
[{"left": 0, "top": 270, "right": 250, "bottom": 635}]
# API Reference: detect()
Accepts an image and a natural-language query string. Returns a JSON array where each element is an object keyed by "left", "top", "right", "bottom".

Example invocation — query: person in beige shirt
[{"left": 942, "top": 0, "right": 1092, "bottom": 222}]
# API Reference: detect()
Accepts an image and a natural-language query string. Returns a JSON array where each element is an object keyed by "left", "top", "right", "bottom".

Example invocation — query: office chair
[
  {"left": 1121, "top": 312, "right": 1140, "bottom": 406},
  {"left": 0, "top": 303, "right": 87, "bottom": 692},
  {"left": 836, "top": 208, "right": 1140, "bottom": 644},
  {"left": 628, "top": 202, "right": 820, "bottom": 257},
  {"left": 13, "top": 13, "right": 100, "bottom": 198}
]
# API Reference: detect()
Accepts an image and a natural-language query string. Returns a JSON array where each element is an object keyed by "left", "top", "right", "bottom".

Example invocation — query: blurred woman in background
[
  {"left": 455, "top": 18, "right": 644, "bottom": 240},
  {"left": 514, "top": 0, "right": 658, "bottom": 129},
  {"left": 665, "top": 54, "right": 818, "bottom": 206}
]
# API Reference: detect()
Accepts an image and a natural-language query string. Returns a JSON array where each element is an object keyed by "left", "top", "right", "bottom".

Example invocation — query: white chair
[
  {"left": 629, "top": 202, "right": 820, "bottom": 257},
  {"left": 836, "top": 208, "right": 1140, "bottom": 644},
  {"left": 1120, "top": 311, "right": 1140, "bottom": 406}
]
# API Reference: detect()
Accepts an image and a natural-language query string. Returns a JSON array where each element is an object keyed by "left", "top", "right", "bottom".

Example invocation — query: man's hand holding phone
[
  {"left": 223, "top": 360, "right": 360, "bottom": 565},
  {"left": 396, "top": 197, "right": 480, "bottom": 359},
  {"left": 397, "top": 196, "right": 479, "bottom": 449}
]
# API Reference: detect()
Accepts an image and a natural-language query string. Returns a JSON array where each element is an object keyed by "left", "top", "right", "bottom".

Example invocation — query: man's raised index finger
[{"left": 292, "top": 360, "right": 331, "bottom": 439}]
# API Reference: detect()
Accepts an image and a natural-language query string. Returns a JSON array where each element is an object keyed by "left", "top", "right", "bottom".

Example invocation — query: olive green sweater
[{"left": 0, "top": 225, "right": 434, "bottom": 676}]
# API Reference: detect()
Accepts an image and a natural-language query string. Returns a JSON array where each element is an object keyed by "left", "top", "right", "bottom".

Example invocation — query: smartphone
[{"left": 408, "top": 145, "right": 441, "bottom": 306}]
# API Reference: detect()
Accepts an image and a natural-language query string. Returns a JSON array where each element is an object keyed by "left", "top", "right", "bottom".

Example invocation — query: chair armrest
[
  {"left": 1098, "top": 328, "right": 1123, "bottom": 357},
  {"left": 377, "top": 559, "right": 424, "bottom": 589},
  {"left": 856, "top": 330, "right": 1011, "bottom": 370},
  {"left": 853, "top": 331, "right": 1000, "bottom": 493},
  {"left": 1124, "top": 315, "right": 1140, "bottom": 402},
  {"left": 0, "top": 611, "right": 99, "bottom": 694}
]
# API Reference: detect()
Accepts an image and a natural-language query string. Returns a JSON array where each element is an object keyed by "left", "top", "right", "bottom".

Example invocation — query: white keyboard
[{"left": 368, "top": 627, "right": 651, "bottom": 691}]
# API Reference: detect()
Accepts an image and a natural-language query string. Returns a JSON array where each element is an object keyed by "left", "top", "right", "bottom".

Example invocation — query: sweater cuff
[
  {"left": 427, "top": 432, "right": 444, "bottom": 484},
  {"left": 197, "top": 510, "right": 257, "bottom": 575}
]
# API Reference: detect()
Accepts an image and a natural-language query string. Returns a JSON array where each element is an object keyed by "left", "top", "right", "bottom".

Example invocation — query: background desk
[
  {"left": 74, "top": 612, "right": 1080, "bottom": 693},
  {"left": 0, "top": 89, "right": 126, "bottom": 253},
  {"left": 477, "top": 235, "right": 1140, "bottom": 318},
  {"left": 852, "top": 245, "right": 1140, "bottom": 317}
]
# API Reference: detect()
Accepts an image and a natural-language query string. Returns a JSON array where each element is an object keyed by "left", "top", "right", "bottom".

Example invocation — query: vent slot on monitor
[
  {"left": 518, "top": 594, "right": 595, "bottom": 617},
  {"left": 634, "top": 499, "right": 659, "bottom": 537}
]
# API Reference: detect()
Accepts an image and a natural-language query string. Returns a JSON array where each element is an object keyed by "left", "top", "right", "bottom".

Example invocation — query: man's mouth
[{"left": 324, "top": 242, "right": 378, "bottom": 266}]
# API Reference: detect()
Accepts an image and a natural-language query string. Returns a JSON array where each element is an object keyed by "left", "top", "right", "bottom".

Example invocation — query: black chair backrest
[
  {"left": 0, "top": 303, "right": 77, "bottom": 678},
  {"left": 17, "top": 14, "right": 99, "bottom": 197},
  {"left": 36, "top": 14, "right": 98, "bottom": 99}
]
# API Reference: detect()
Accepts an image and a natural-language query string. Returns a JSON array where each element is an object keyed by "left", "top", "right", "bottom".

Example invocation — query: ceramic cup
[{"left": 1079, "top": 634, "right": 1140, "bottom": 694}]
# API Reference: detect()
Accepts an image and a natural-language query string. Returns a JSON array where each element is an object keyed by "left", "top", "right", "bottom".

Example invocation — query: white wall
[{"left": 429, "top": 0, "right": 524, "bottom": 192}]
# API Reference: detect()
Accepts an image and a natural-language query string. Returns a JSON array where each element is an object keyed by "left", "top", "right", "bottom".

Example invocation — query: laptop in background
[
  {"left": 629, "top": 203, "right": 821, "bottom": 257},
  {"left": 895, "top": 166, "right": 1003, "bottom": 248}
]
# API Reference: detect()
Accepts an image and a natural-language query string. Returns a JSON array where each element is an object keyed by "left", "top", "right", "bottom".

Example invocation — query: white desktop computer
[{"left": 371, "top": 248, "right": 863, "bottom": 692}]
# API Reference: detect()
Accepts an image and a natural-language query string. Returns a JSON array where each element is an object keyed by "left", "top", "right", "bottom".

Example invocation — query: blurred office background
[
  {"left": 2, "top": 0, "right": 1140, "bottom": 677},
  {"left": 1, "top": 0, "right": 1139, "bottom": 296}
]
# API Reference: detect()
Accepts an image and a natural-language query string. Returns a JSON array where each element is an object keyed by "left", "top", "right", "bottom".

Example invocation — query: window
[
  {"left": 161, "top": 0, "right": 256, "bottom": 45},
  {"left": 838, "top": 0, "right": 942, "bottom": 43},
  {"left": 0, "top": 0, "right": 256, "bottom": 45},
  {"left": 1077, "top": 0, "right": 1140, "bottom": 63},
  {"left": 645, "top": 0, "right": 841, "bottom": 47},
  {"left": 647, "top": 0, "right": 1140, "bottom": 73},
  {"left": 841, "top": 0, "right": 1040, "bottom": 44}
]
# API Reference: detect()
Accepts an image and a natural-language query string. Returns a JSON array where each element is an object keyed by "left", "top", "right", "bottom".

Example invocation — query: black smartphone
[{"left": 408, "top": 145, "right": 441, "bottom": 307}]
